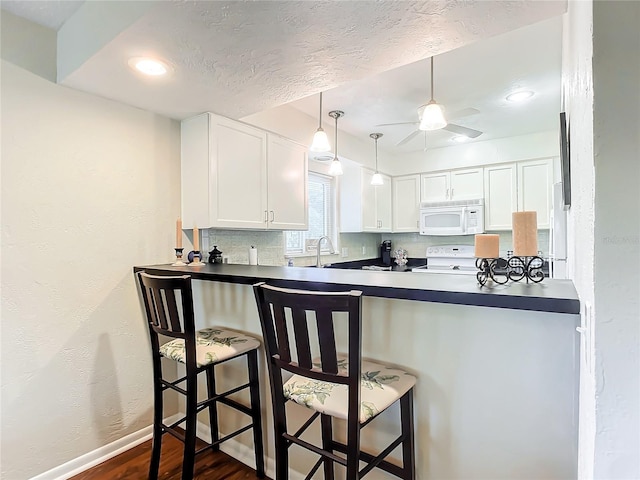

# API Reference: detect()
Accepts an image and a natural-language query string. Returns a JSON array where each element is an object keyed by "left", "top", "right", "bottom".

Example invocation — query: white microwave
[{"left": 419, "top": 199, "right": 485, "bottom": 236}]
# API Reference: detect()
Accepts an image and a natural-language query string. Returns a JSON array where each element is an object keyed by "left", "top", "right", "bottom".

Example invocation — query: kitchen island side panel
[{"left": 189, "top": 280, "right": 578, "bottom": 480}]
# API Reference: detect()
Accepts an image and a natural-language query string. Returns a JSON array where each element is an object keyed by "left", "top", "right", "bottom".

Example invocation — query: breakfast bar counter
[
  {"left": 134, "top": 262, "right": 580, "bottom": 314},
  {"left": 133, "top": 262, "right": 580, "bottom": 479}
]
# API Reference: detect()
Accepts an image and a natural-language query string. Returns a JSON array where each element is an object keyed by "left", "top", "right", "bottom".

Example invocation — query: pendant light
[
  {"left": 309, "top": 92, "right": 331, "bottom": 152},
  {"left": 369, "top": 133, "right": 384, "bottom": 186},
  {"left": 419, "top": 56, "right": 447, "bottom": 131},
  {"left": 328, "top": 110, "right": 344, "bottom": 176}
]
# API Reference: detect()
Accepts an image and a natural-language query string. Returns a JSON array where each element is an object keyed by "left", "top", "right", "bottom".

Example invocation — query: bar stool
[
  {"left": 137, "top": 272, "right": 265, "bottom": 480},
  {"left": 253, "top": 282, "right": 416, "bottom": 479}
]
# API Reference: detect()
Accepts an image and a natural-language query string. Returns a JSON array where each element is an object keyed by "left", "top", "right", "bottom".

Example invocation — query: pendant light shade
[
  {"left": 328, "top": 110, "right": 344, "bottom": 176},
  {"left": 419, "top": 57, "right": 447, "bottom": 131},
  {"left": 310, "top": 92, "right": 331, "bottom": 152},
  {"left": 369, "top": 133, "right": 384, "bottom": 186}
]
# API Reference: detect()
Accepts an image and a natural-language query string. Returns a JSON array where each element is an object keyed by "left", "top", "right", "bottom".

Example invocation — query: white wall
[
  {"left": 563, "top": 3, "right": 596, "bottom": 477},
  {"left": 0, "top": 54, "right": 181, "bottom": 479},
  {"left": 564, "top": 1, "right": 640, "bottom": 478},
  {"left": 389, "top": 130, "right": 560, "bottom": 176},
  {"left": 590, "top": 2, "right": 640, "bottom": 477}
]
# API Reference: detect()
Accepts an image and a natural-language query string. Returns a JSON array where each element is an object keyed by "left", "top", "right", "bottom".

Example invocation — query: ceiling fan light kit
[
  {"left": 328, "top": 110, "right": 344, "bottom": 176},
  {"left": 369, "top": 133, "right": 384, "bottom": 186},
  {"left": 419, "top": 100, "right": 448, "bottom": 131},
  {"left": 310, "top": 92, "right": 332, "bottom": 152}
]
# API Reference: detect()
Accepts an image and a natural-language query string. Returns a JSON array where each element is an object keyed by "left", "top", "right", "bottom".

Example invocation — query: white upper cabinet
[
  {"left": 518, "top": 159, "right": 552, "bottom": 229},
  {"left": 267, "top": 134, "right": 309, "bottom": 230},
  {"left": 420, "top": 171, "right": 449, "bottom": 202},
  {"left": 483, "top": 158, "right": 552, "bottom": 230},
  {"left": 450, "top": 168, "right": 484, "bottom": 200},
  {"left": 484, "top": 164, "right": 518, "bottom": 230},
  {"left": 340, "top": 163, "right": 392, "bottom": 233},
  {"left": 420, "top": 168, "right": 483, "bottom": 202},
  {"left": 181, "top": 112, "right": 307, "bottom": 230},
  {"left": 392, "top": 174, "right": 421, "bottom": 232}
]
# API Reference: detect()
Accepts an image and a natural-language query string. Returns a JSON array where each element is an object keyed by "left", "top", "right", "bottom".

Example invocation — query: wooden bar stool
[
  {"left": 253, "top": 282, "right": 416, "bottom": 479},
  {"left": 137, "top": 272, "right": 265, "bottom": 480}
]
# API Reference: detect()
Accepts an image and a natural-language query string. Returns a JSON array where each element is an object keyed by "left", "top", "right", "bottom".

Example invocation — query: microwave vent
[{"left": 420, "top": 198, "right": 484, "bottom": 208}]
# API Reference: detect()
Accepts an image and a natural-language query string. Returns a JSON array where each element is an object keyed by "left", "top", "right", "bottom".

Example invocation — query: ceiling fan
[{"left": 377, "top": 56, "right": 483, "bottom": 146}]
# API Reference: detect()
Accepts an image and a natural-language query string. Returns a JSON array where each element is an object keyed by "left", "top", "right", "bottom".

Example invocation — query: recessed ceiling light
[
  {"left": 128, "top": 57, "right": 170, "bottom": 76},
  {"left": 506, "top": 90, "right": 534, "bottom": 102},
  {"left": 452, "top": 135, "right": 468, "bottom": 143}
]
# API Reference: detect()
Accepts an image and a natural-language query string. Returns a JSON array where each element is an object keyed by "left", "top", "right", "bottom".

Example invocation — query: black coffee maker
[{"left": 381, "top": 240, "right": 392, "bottom": 265}]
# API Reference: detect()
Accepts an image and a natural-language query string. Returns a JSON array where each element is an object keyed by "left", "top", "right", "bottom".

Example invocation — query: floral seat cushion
[
  {"left": 159, "top": 327, "right": 260, "bottom": 367},
  {"left": 283, "top": 357, "right": 416, "bottom": 423}
]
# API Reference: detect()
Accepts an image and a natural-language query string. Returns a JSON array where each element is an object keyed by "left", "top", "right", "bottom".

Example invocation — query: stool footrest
[
  {"left": 283, "top": 433, "right": 347, "bottom": 467},
  {"left": 331, "top": 438, "right": 405, "bottom": 478},
  {"left": 162, "top": 424, "right": 187, "bottom": 443},
  {"left": 161, "top": 378, "right": 188, "bottom": 396},
  {"left": 217, "top": 396, "right": 252, "bottom": 416},
  {"left": 196, "top": 381, "right": 251, "bottom": 411}
]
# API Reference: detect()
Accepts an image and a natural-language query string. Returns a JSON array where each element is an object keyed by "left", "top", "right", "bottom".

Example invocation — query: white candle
[
  {"left": 512, "top": 211, "right": 538, "bottom": 256},
  {"left": 475, "top": 234, "right": 500, "bottom": 258},
  {"left": 193, "top": 226, "right": 199, "bottom": 252},
  {"left": 176, "top": 218, "right": 182, "bottom": 248}
]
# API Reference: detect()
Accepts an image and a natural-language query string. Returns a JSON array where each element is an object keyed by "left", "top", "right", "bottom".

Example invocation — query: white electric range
[{"left": 411, "top": 245, "right": 477, "bottom": 275}]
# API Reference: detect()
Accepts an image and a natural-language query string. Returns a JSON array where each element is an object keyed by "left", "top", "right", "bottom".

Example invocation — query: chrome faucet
[{"left": 316, "top": 235, "right": 335, "bottom": 267}]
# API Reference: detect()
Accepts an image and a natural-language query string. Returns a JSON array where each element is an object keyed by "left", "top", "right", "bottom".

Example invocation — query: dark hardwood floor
[{"left": 70, "top": 433, "right": 269, "bottom": 480}]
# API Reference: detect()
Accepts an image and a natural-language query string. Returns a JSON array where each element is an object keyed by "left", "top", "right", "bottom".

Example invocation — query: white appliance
[
  {"left": 419, "top": 199, "right": 484, "bottom": 236},
  {"left": 411, "top": 245, "right": 477, "bottom": 275},
  {"left": 549, "top": 182, "right": 568, "bottom": 279}
]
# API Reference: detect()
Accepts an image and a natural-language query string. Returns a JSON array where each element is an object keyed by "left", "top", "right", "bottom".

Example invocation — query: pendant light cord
[
  {"left": 430, "top": 57, "right": 435, "bottom": 102},
  {"left": 318, "top": 92, "right": 323, "bottom": 129},
  {"left": 375, "top": 136, "right": 378, "bottom": 171},
  {"left": 334, "top": 112, "right": 338, "bottom": 159}
]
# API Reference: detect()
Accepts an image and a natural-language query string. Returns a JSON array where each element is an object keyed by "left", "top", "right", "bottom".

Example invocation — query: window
[{"left": 285, "top": 172, "right": 336, "bottom": 256}]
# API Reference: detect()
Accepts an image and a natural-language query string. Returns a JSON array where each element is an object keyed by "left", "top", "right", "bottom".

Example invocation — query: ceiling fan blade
[
  {"left": 396, "top": 129, "right": 421, "bottom": 146},
  {"left": 376, "top": 121, "right": 419, "bottom": 127},
  {"left": 447, "top": 107, "right": 480, "bottom": 120},
  {"left": 443, "top": 123, "right": 483, "bottom": 138}
]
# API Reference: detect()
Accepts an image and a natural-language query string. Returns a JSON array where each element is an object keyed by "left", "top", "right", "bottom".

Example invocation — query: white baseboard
[
  {"left": 30, "top": 413, "right": 306, "bottom": 480},
  {"left": 29, "top": 414, "right": 182, "bottom": 480}
]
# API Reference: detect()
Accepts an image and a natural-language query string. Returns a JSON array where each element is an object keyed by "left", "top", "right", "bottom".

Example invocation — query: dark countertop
[{"left": 134, "top": 262, "right": 580, "bottom": 315}]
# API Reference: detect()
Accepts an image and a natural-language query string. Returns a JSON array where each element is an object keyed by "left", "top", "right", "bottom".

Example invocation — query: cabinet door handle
[
  {"left": 264, "top": 210, "right": 268, "bottom": 222},
  {"left": 451, "top": 188, "right": 454, "bottom": 198},
  {"left": 446, "top": 188, "right": 450, "bottom": 199},
  {"left": 270, "top": 210, "right": 275, "bottom": 222}
]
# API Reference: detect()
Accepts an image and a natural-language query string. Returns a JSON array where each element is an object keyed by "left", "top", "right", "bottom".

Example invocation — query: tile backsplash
[
  {"left": 388, "top": 230, "right": 549, "bottom": 259},
  {"left": 202, "top": 230, "right": 381, "bottom": 267},
  {"left": 200, "top": 229, "right": 549, "bottom": 267}
]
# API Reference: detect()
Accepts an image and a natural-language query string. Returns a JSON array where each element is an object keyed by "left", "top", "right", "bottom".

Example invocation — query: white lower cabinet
[
  {"left": 340, "top": 163, "right": 392, "bottom": 232},
  {"left": 484, "top": 159, "right": 552, "bottom": 230},
  {"left": 181, "top": 113, "right": 307, "bottom": 230},
  {"left": 392, "top": 174, "right": 421, "bottom": 232}
]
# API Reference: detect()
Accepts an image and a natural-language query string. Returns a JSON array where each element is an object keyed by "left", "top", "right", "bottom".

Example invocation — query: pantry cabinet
[
  {"left": 420, "top": 168, "right": 483, "bottom": 202},
  {"left": 181, "top": 112, "right": 308, "bottom": 230},
  {"left": 483, "top": 158, "right": 552, "bottom": 230},
  {"left": 340, "top": 163, "right": 392, "bottom": 232},
  {"left": 392, "top": 174, "right": 421, "bottom": 232}
]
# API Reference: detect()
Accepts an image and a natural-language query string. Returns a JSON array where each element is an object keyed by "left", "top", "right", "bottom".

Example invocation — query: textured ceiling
[
  {"left": 2, "top": 0, "right": 567, "bottom": 152},
  {"left": 1, "top": 0, "right": 83, "bottom": 30}
]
